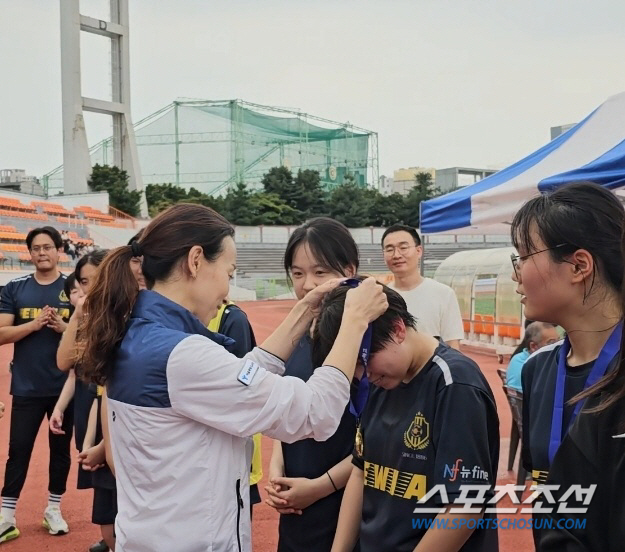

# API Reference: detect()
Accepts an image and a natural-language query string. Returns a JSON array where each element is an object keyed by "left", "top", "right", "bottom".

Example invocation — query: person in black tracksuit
[
  {"left": 509, "top": 182, "right": 625, "bottom": 549},
  {"left": 0, "top": 227, "right": 73, "bottom": 543}
]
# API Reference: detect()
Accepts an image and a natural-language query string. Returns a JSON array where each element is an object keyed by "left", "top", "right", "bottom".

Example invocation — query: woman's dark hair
[
  {"left": 128, "top": 228, "right": 144, "bottom": 246},
  {"left": 26, "top": 226, "right": 63, "bottom": 250},
  {"left": 511, "top": 181, "right": 625, "bottom": 297},
  {"left": 312, "top": 279, "right": 416, "bottom": 368},
  {"left": 577, "top": 219, "right": 625, "bottom": 415},
  {"left": 81, "top": 203, "right": 234, "bottom": 385},
  {"left": 284, "top": 218, "right": 359, "bottom": 280},
  {"left": 510, "top": 318, "right": 535, "bottom": 358},
  {"left": 75, "top": 249, "right": 109, "bottom": 281}
]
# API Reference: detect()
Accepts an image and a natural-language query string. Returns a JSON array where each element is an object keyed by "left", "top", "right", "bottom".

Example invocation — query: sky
[{"left": 1, "top": 0, "right": 625, "bottom": 181}]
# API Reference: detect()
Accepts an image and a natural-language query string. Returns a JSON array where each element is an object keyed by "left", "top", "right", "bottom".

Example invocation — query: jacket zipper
[{"left": 235, "top": 478, "right": 243, "bottom": 552}]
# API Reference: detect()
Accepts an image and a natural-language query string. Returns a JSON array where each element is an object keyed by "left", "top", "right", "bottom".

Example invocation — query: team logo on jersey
[
  {"left": 59, "top": 290, "right": 69, "bottom": 302},
  {"left": 404, "top": 412, "right": 430, "bottom": 450}
]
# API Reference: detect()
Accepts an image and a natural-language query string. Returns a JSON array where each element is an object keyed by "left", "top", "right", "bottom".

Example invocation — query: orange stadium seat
[
  {"left": 508, "top": 325, "right": 521, "bottom": 340},
  {"left": 482, "top": 315, "right": 495, "bottom": 336},
  {"left": 31, "top": 201, "right": 76, "bottom": 217},
  {"left": 0, "top": 197, "right": 36, "bottom": 212},
  {"left": 473, "top": 314, "right": 484, "bottom": 334},
  {"left": 0, "top": 231, "right": 27, "bottom": 241}
]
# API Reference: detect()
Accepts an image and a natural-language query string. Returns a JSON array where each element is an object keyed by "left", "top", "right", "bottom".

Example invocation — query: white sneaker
[
  {"left": 42, "top": 505, "right": 69, "bottom": 535},
  {"left": 0, "top": 515, "right": 19, "bottom": 543}
]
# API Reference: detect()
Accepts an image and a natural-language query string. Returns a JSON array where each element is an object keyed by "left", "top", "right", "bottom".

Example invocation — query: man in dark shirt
[
  {"left": 313, "top": 283, "right": 499, "bottom": 552},
  {"left": 0, "top": 226, "right": 73, "bottom": 544}
]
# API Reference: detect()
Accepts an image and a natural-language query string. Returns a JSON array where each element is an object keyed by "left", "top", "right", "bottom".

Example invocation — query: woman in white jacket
[{"left": 79, "top": 203, "right": 387, "bottom": 552}]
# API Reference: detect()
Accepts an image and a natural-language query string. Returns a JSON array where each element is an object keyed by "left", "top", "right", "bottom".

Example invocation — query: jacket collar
[{"left": 132, "top": 290, "right": 235, "bottom": 350}]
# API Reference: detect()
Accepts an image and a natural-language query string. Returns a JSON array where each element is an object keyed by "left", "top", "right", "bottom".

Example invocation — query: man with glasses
[
  {"left": 0, "top": 226, "right": 72, "bottom": 544},
  {"left": 382, "top": 224, "right": 463, "bottom": 349}
]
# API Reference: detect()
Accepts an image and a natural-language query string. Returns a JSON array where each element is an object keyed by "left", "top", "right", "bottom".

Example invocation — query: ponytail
[
  {"left": 80, "top": 245, "right": 140, "bottom": 385},
  {"left": 79, "top": 203, "right": 234, "bottom": 384}
]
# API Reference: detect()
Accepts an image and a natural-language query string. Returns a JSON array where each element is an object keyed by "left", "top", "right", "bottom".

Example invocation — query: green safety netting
[{"left": 43, "top": 100, "right": 377, "bottom": 196}]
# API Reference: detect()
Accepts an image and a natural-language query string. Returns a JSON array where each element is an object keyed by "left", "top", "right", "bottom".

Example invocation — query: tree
[
  {"left": 395, "top": 171, "right": 441, "bottom": 227},
  {"left": 295, "top": 169, "right": 327, "bottom": 218},
  {"left": 327, "top": 182, "right": 373, "bottom": 227},
  {"left": 145, "top": 183, "right": 187, "bottom": 216},
  {"left": 414, "top": 171, "right": 440, "bottom": 200},
  {"left": 369, "top": 192, "right": 405, "bottom": 227},
  {"left": 88, "top": 164, "right": 142, "bottom": 216},
  {"left": 221, "top": 182, "right": 256, "bottom": 225},
  {"left": 249, "top": 192, "right": 302, "bottom": 225}
]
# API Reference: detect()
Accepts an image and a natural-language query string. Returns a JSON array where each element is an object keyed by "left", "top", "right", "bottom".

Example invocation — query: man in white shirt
[{"left": 382, "top": 224, "right": 464, "bottom": 349}]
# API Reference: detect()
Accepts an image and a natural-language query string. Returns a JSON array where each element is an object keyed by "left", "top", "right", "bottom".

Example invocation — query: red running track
[{"left": 0, "top": 299, "right": 534, "bottom": 551}]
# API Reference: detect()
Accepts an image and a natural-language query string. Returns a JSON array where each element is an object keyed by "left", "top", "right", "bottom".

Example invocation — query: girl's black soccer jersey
[
  {"left": 521, "top": 343, "right": 620, "bottom": 484},
  {"left": 279, "top": 336, "right": 359, "bottom": 552},
  {"left": 352, "top": 343, "right": 499, "bottom": 552},
  {"left": 538, "top": 393, "right": 625, "bottom": 552}
]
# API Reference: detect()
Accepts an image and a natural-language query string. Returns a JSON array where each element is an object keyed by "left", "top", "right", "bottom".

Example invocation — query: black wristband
[{"left": 327, "top": 470, "right": 338, "bottom": 492}]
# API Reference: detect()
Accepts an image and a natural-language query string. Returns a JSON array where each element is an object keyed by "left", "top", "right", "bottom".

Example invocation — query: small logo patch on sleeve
[{"left": 238, "top": 359, "right": 260, "bottom": 386}]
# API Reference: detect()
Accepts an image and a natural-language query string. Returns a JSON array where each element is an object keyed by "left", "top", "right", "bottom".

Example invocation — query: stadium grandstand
[{"left": 0, "top": 193, "right": 138, "bottom": 286}]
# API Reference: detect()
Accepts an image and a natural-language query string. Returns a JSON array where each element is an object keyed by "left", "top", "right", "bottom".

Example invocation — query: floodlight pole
[{"left": 60, "top": 0, "right": 147, "bottom": 216}]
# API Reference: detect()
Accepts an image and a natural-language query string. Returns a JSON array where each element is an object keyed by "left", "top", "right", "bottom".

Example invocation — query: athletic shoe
[
  {"left": 0, "top": 516, "right": 19, "bottom": 544},
  {"left": 89, "top": 539, "right": 109, "bottom": 552},
  {"left": 42, "top": 505, "right": 69, "bottom": 535}
]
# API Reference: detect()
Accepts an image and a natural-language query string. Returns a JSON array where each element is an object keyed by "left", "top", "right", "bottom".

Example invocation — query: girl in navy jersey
[
  {"left": 266, "top": 218, "right": 361, "bottom": 552},
  {"left": 510, "top": 182, "right": 624, "bottom": 546}
]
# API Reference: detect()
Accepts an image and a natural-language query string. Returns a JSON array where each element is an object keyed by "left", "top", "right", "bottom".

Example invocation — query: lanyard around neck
[
  {"left": 548, "top": 322, "right": 622, "bottom": 464},
  {"left": 340, "top": 278, "right": 372, "bottom": 419}
]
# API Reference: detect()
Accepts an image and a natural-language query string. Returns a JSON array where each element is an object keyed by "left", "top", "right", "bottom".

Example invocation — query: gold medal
[{"left": 355, "top": 423, "right": 364, "bottom": 457}]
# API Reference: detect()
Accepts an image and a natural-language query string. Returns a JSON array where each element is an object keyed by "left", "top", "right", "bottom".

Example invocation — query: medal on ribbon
[{"left": 340, "top": 278, "right": 373, "bottom": 458}]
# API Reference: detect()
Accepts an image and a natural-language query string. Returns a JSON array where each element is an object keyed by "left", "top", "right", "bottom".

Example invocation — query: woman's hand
[
  {"left": 344, "top": 277, "right": 388, "bottom": 323},
  {"left": 299, "top": 278, "right": 344, "bottom": 318},
  {"left": 78, "top": 443, "right": 106, "bottom": 472},
  {"left": 49, "top": 408, "right": 65, "bottom": 434},
  {"left": 73, "top": 295, "right": 86, "bottom": 319}
]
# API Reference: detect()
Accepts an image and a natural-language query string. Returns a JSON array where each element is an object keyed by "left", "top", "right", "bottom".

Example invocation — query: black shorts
[
  {"left": 250, "top": 483, "right": 261, "bottom": 505},
  {"left": 92, "top": 487, "right": 117, "bottom": 526},
  {"left": 77, "top": 466, "right": 93, "bottom": 490}
]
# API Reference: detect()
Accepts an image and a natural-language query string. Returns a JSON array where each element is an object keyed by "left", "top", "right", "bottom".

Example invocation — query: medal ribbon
[
  {"left": 340, "top": 278, "right": 372, "bottom": 419},
  {"left": 548, "top": 321, "right": 622, "bottom": 464}
]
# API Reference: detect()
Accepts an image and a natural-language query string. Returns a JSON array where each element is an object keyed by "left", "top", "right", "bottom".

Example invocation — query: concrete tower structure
[{"left": 60, "top": 0, "right": 147, "bottom": 216}]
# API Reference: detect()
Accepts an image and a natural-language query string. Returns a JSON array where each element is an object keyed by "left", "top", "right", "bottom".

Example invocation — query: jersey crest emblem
[
  {"left": 404, "top": 411, "right": 430, "bottom": 450},
  {"left": 59, "top": 290, "right": 69, "bottom": 302}
]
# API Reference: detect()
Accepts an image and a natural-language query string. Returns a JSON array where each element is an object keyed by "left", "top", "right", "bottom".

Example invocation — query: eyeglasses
[
  {"left": 383, "top": 244, "right": 417, "bottom": 256},
  {"left": 30, "top": 245, "right": 56, "bottom": 254},
  {"left": 510, "top": 243, "right": 568, "bottom": 279}
]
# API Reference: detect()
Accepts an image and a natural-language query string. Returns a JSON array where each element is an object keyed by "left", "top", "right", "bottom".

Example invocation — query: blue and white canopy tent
[{"left": 420, "top": 92, "right": 625, "bottom": 234}]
